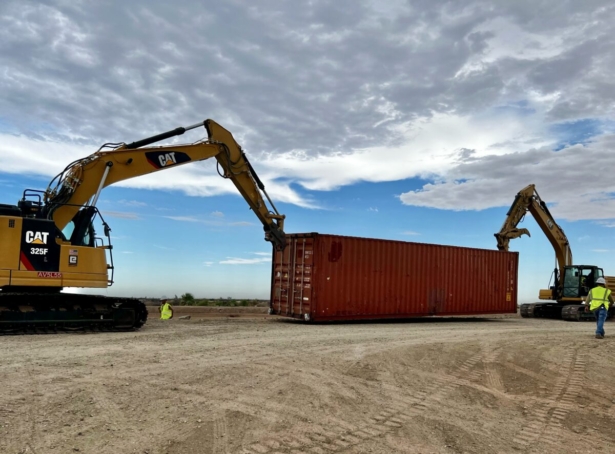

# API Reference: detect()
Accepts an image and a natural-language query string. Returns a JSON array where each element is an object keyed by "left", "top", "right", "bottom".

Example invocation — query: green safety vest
[
  {"left": 589, "top": 287, "right": 611, "bottom": 312},
  {"left": 160, "top": 302, "right": 173, "bottom": 320}
]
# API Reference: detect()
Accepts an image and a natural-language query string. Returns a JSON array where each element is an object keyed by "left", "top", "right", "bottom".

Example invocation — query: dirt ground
[{"left": 2, "top": 311, "right": 615, "bottom": 454}]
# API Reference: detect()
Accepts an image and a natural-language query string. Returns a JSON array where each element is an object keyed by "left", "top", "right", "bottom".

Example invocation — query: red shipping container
[{"left": 270, "top": 233, "right": 518, "bottom": 322}]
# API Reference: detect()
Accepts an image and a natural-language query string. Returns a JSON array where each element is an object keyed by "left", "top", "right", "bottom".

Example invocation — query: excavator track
[
  {"left": 519, "top": 302, "right": 564, "bottom": 319},
  {"left": 561, "top": 304, "right": 614, "bottom": 322},
  {"left": 521, "top": 302, "right": 600, "bottom": 321},
  {"left": 0, "top": 292, "right": 148, "bottom": 334}
]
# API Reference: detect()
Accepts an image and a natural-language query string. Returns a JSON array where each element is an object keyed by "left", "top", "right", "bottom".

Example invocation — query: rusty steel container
[{"left": 270, "top": 233, "right": 518, "bottom": 322}]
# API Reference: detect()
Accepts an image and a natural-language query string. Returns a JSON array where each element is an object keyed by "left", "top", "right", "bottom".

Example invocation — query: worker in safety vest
[
  {"left": 584, "top": 277, "right": 614, "bottom": 339},
  {"left": 159, "top": 299, "right": 173, "bottom": 320}
]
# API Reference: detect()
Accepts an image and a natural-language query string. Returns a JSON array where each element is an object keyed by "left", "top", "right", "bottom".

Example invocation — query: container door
[
  {"left": 271, "top": 237, "right": 314, "bottom": 319},
  {"left": 290, "top": 237, "right": 314, "bottom": 319},
  {"left": 271, "top": 241, "right": 293, "bottom": 315}
]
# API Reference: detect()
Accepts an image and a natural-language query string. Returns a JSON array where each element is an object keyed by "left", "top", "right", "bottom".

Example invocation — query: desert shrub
[{"left": 181, "top": 292, "right": 195, "bottom": 305}]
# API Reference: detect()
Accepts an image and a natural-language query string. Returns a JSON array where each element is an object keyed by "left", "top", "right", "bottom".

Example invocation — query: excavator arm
[
  {"left": 495, "top": 184, "right": 572, "bottom": 274},
  {"left": 42, "top": 119, "right": 286, "bottom": 250}
]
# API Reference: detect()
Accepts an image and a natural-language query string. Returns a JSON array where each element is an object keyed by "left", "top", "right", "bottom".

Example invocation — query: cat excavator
[
  {"left": 0, "top": 119, "right": 286, "bottom": 333},
  {"left": 495, "top": 184, "right": 614, "bottom": 321}
]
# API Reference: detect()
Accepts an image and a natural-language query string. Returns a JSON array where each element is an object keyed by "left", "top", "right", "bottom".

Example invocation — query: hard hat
[{"left": 596, "top": 277, "right": 606, "bottom": 285}]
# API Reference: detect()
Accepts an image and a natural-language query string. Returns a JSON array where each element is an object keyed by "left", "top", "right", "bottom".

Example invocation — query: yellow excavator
[
  {"left": 495, "top": 184, "right": 614, "bottom": 320},
  {"left": 0, "top": 119, "right": 286, "bottom": 332}
]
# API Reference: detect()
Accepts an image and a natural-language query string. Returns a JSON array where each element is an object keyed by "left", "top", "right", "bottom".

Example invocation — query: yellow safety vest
[
  {"left": 589, "top": 287, "right": 611, "bottom": 312},
  {"left": 160, "top": 302, "right": 173, "bottom": 320}
]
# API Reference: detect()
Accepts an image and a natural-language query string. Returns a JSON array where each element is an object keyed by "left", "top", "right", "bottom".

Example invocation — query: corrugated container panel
[{"left": 270, "top": 233, "right": 518, "bottom": 322}]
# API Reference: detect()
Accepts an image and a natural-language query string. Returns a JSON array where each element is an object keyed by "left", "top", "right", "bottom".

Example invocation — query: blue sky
[{"left": 1, "top": 1, "right": 615, "bottom": 303}]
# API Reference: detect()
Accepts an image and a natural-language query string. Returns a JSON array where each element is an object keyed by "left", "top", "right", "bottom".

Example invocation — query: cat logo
[
  {"left": 25, "top": 231, "right": 49, "bottom": 244},
  {"left": 145, "top": 151, "right": 191, "bottom": 169},
  {"left": 158, "top": 152, "right": 177, "bottom": 167}
]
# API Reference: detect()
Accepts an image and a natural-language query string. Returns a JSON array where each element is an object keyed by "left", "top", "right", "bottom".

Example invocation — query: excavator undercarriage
[
  {"left": 520, "top": 302, "right": 599, "bottom": 321},
  {"left": 0, "top": 290, "right": 148, "bottom": 334}
]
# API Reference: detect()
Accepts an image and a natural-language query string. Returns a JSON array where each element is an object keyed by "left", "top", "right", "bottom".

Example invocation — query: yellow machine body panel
[
  {"left": 538, "top": 289, "right": 554, "bottom": 300},
  {"left": 57, "top": 244, "right": 109, "bottom": 288},
  {"left": 0, "top": 216, "right": 22, "bottom": 271},
  {"left": 0, "top": 215, "right": 110, "bottom": 289},
  {"left": 0, "top": 270, "right": 10, "bottom": 288},
  {"left": 10, "top": 270, "right": 63, "bottom": 288}
]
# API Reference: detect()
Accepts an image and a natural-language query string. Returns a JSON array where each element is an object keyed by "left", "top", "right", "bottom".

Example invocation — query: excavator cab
[{"left": 561, "top": 265, "right": 603, "bottom": 298}]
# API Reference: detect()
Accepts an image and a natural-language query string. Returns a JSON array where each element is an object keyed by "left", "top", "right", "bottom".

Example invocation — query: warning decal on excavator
[{"left": 145, "top": 151, "right": 191, "bottom": 169}]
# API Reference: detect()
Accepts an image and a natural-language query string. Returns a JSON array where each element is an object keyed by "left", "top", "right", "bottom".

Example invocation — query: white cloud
[
  {"left": 0, "top": 133, "right": 316, "bottom": 209},
  {"left": 261, "top": 109, "right": 550, "bottom": 194},
  {"left": 398, "top": 135, "right": 615, "bottom": 222},
  {"left": 1, "top": 0, "right": 615, "bottom": 223},
  {"left": 153, "top": 244, "right": 174, "bottom": 250},
  {"left": 402, "top": 231, "right": 420, "bottom": 236},
  {"left": 118, "top": 199, "right": 148, "bottom": 207},
  {"left": 219, "top": 257, "right": 271, "bottom": 265},
  {"left": 164, "top": 215, "right": 200, "bottom": 222},
  {"left": 103, "top": 211, "right": 140, "bottom": 220}
]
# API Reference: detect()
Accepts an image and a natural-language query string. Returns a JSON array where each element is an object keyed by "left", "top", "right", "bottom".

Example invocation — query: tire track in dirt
[
  {"left": 24, "top": 368, "right": 40, "bottom": 454},
  {"left": 482, "top": 345, "right": 505, "bottom": 393},
  {"left": 93, "top": 391, "right": 126, "bottom": 427},
  {"left": 512, "top": 350, "right": 584, "bottom": 449},
  {"left": 212, "top": 412, "right": 230, "bottom": 454},
  {"left": 111, "top": 326, "right": 527, "bottom": 453},
  {"left": 238, "top": 351, "right": 488, "bottom": 453},
  {"left": 92, "top": 329, "right": 517, "bottom": 453}
]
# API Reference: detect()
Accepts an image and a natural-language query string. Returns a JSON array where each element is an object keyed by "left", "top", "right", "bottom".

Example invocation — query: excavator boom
[
  {"left": 45, "top": 119, "right": 285, "bottom": 250},
  {"left": 495, "top": 184, "right": 572, "bottom": 272}
]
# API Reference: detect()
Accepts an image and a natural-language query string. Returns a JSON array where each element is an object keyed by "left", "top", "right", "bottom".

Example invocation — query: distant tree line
[
  {"left": 173, "top": 293, "right": 268, "bottom": 307},
  {"left": 138, "top": 294, "right": 269, "bottom": 307}
]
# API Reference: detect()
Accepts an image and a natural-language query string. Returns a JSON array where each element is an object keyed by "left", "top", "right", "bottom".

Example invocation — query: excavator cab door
[
  {"left": 580, "top": 267, "right": 596, "bottom": 296},
  {"left": 562, "top": 266, "right": 581, "bottom": 298}
]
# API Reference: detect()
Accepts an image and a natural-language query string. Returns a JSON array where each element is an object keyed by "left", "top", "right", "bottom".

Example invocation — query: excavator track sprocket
[{"left": 561, "top": 305, "right": 583, "bottom": 321}]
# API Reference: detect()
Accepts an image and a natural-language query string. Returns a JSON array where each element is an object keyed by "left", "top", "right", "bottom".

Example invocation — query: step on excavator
[
  {"left": 0, "top": 119, "right": 286, "bottom": 333},
  {"left": 495, "top": 184, "right": 614, "bottom": 321}
]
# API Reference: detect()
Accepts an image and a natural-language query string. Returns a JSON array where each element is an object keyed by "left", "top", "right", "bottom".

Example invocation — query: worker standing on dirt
[
  {"left": 584, "top": 277, "right": 614, "bottom": 339},
  {"left": 159, "top": 299, "right": 173, "bottom": 320}
]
